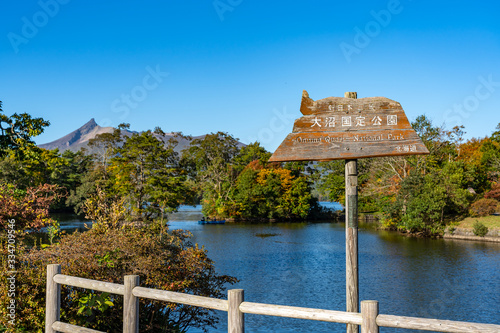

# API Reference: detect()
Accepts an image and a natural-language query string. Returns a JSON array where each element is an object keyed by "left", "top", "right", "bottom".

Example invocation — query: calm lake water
[{"left": 55, "top": 205, "right": 500, "bottom": 333}]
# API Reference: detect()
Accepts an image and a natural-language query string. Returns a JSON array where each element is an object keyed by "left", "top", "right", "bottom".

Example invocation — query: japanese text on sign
[{"left": 310, "top": 115, "right": 398, "bottom": 128}]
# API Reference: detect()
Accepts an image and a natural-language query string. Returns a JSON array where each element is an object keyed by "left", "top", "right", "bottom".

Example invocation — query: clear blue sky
[{"left": 1, "top": 0, "right": 499, "bottom": 151}]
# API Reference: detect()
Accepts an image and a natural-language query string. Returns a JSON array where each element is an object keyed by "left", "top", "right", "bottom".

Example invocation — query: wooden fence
[{"left": 45, "top": 264, "right": 500, "bottom": 333}]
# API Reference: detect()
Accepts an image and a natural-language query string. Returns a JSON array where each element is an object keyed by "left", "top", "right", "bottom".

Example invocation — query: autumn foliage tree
[
  {"left": 0, "top": 183, "right": 62, "bottom": 231},
  {"left": 0, "top": 222, "right": 237, "bottom": 332},
  {"left": 231, "top": 162, "right": 315, "bottom": 220}
]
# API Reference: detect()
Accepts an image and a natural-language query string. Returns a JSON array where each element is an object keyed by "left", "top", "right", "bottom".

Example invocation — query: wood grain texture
[
  {"left": 53, "top": 274, "right": 125, "bottom": 295},
  {"left": 44, "top": 265, "right": 500, "bottom": 333},
  {"left": 377, "top": 314, "right": 500, "bottom": 333},
  {"left": 270, "top": 91, "right": 429, "bottom": 162},
  {"left": 361, "top": 301, "right": 379, "bottom": 333},
  {"left": 52, "top": 321, "right": 106, "bottom": 333},
  {"left": 239, "top": 301, "right": 363, "bottom": 325},
  {"left": 345, "top": 160, "right": 359, "bottom": 333},
  {"left": 45, "top": 264, "right": 61, "bottom": 333},
  {"left": 228, "top": 289, "right": 244, "bottom": 333},
  {"left": 132, "top": 287, "right": 228, "bottom": 311},
  {"left": 123, "top": 275, "right": 140, "bottom": 333}
]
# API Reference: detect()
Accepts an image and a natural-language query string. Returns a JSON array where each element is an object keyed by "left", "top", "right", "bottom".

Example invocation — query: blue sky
[{"left": 1, "top": 0, "right": 499, "bottom": 151}]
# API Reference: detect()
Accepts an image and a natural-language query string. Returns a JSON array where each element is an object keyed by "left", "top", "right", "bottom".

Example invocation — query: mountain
[
  {"left": 38, "top": 119, "right": 231, "bottom": 154},
  {"left": 39, "top": 119, "right": 123, "bottom": 152}
]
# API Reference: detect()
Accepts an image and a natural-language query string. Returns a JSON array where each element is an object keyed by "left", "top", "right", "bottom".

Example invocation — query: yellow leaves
[{"left": 256, "top": 167, "right": 295, "bottom": 189}]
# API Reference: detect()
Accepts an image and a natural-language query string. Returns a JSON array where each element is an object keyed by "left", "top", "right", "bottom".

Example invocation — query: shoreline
[
  {"left": 443, "top": 226, "right": 500, "bottom": 243},
  {"left": 442, "top": 233, "right": 500, "bottom": 243}
]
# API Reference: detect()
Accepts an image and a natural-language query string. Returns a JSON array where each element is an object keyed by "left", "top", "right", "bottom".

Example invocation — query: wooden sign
[{"left": 269, "top": 91, "right": 429, "bottom": 162}]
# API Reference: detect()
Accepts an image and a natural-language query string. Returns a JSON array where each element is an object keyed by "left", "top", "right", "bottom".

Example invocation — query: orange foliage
[
  {"left": 457, "top": 137, "right": 489, "bottom": 166},
  {"left": 243, "top": 160, "right": 280, "bottom": 171}
]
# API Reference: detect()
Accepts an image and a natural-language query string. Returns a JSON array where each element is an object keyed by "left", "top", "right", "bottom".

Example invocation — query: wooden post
[
  {"left": 228, "top": 289, "right": 244, "bottom": 333},
  {"left": 345, "top": 91, "right": 359, "bottom": 333},
  {"left": 361, "top": 301, "right": 379, "bottom": 333},
  {"left": 45, "top": 264, "right": 61, "bottom": 333},
  {"left": 123, "top": 275, "right": 140, "bottom": 333}
]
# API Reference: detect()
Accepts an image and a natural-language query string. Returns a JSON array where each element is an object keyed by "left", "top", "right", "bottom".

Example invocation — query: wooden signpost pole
[
  {"left": 268, "top": 89, "right": 429, "bottom": 333},
  {"left": 344, "top": 92, "right": 359, "bottom": 333}
]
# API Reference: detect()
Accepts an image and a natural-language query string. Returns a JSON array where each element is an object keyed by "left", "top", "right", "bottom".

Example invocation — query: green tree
[
  {"left": 109, "top": 130, "right": 189, "bottom": 222},
  {"left": 0, "top": 152, "right": 26, "bottom": 186},
  {"left": 66, "top": 127, "right": 127, "bottom": 215},
  {"left": 181, "top": 132, "right": 240, "bottom": 218},
  {"left": 0, "top": 101, "right": 50, "bottom": 156},
  {"left": 490, "top": 122, "right": 500, "bottom": 143},
  {"left": 232, "top": 142, "right": 271, "bottom": 173},
  {"left": 313, "top": 160, "right": 345, "bottom": 203},
  {"left": 87, "top": 124, "right": 128, "bottom": 172},
  {"left": 313, "top": 159, "right": 374, "bottom": 211},
  {"left": 386, "top": 161, "right": 471, "bottom": 234}
]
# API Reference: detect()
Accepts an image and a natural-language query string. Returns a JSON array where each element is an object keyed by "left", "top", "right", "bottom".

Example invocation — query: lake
[{"left": 56, "top": 205, "right": 500, "bottom": 333}]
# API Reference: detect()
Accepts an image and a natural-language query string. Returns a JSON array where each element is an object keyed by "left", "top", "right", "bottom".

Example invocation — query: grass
[{"left": 456, "top": 215, "right": 500, "bottom": 230}]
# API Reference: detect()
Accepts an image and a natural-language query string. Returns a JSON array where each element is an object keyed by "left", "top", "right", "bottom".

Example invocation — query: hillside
[{"left": 37, "top": 119, "right": 229, "bottom": 154}]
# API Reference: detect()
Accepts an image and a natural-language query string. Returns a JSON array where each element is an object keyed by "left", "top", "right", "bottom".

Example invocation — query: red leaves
[{"left": 0, "top": 183, "right": 62, "bottom": 231}]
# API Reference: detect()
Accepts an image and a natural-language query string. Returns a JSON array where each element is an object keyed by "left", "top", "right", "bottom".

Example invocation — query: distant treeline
[{"left": 1, "top": 100, "right": 500, "bottom": 235}]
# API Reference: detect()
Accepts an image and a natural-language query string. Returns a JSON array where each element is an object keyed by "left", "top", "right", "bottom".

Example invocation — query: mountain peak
[
  {"left": 80, "top": 118, "right": 98, "bottom": 134},
  {"left": 38, "top": 120, "right": 245, "bottom": 154},
  {"left": 39, "top": 118, "right": 108, "bottom": 152}
]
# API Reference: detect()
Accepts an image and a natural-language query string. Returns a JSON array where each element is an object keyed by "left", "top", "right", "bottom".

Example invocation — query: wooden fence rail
[{"left": 45, "top": 264, "right": 500, "bottom": 333}]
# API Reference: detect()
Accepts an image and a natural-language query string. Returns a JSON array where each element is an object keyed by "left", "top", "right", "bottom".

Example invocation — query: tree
[
  {"left": 491, "top": 123, "right": 500, "bottom": 143},
  {"left": 385, "top": 161, "right": 471, "bottom": 234},
  {"left": 313, "top": 159, "right": 374, "bottom": 211},
  {"left": 109, "top": 130, "right": 189, "bottom": 222},
  {"left": 66, "top": 128, "right": 128, "bottom": 215},
  {"left": 0, "top": 101, "right": 50, "bottom": 156},
  {"left": 181, "top": 132, "right": 240, "bottom": 218},
  {"left": 232, "top": 163, "right": 314, "bottom": 220},
  {"left": 313, "top": 160, "right": 346, "bottom": 203},
  {"left": 87, "top": 124, "right": 128, "bottom": 171},
  {"left": 232, "top": 142, "right": 271, "bottom": 173}
]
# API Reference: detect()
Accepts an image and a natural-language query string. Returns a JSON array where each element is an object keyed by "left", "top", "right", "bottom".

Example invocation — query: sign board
[{"left": 269, "top": 91, "right": 430, "bottom": 162}]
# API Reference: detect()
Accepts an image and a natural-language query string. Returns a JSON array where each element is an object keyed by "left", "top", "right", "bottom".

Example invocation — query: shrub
[
  {"left": 473, "top": 220, "right": 489, "bottom": 237},
  {"left": 469, "top": 198, "right": 499, "bottom": 217},
  {"left": 0, "top": 183, "right": 62, "bottom": 231},
  {"left": 484, "top": 182, "right": 500, "bottom": 200},
  {"left": 0, "top": 223, "right": 236, "bottom": 332}
]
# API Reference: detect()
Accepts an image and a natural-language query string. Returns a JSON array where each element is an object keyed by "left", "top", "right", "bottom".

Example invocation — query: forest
[
  {"left": 1, "top": 102, "right": 500, "bottom": 235},
  {"left": 1, "top": 101, "right": 500, "bottom": 331}
]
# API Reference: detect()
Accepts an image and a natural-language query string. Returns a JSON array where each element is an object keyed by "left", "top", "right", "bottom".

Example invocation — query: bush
[
  {"left": 484, "top": 182, "right": 500, "bottom": 200},
  {"left": 0, "top": 224, "right": 236, "bottom": 332},
  {"left": 469, "top": 198, "right": 499, "bottom": 217},
  {"left": 473, "top": 220, "right": 489, "bottom": 237},
  {"left": 0, "top": 183, "right": 62, "bottom": 231}
]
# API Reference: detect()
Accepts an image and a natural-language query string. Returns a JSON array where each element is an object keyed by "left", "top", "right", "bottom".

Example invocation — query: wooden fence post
[
  {"left": 45, "top": 264, "right": 61, "bottom": 333},
  {"left": 361, "top": 300, "right": 379, "bottom": 333},
  {"left": 228, "top": 289, "right": 244, "bottom": 333},
  {"left": 124, "top": 275, "right": 140, "bottom": 333}
]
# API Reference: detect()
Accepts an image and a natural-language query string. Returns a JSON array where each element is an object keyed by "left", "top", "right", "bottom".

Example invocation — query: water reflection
[
  {"left": 50, "top": 212, "right": 92, "bottom": 232},
  {"left": 55, "top": 206, "right": 500, "bottom": 333},
  {"left": 167, "top": 222, "right": 499, "bottom": 332}
]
